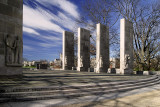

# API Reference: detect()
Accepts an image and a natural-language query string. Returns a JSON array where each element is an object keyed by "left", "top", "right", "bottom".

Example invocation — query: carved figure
[
  {"left": 124, "top": 54, "right": 130, "bottom": 69},
  {"left": 14, "top": 36, "right": 22, "bottom": 64},
  {"left": 5, "top": 35, "right": 22, "bottom": 65},
  {"left": 80, "top": 56, "right": 83, "bottom": 67},
  {"left": 5, "top": 35, "right": 14, "bottom": 64},
  {"left": 99, "top": 56, "right": 103, "bottom": 67},
  {"left": 65, "top": 56, "right": 67, "bottom": 66}
]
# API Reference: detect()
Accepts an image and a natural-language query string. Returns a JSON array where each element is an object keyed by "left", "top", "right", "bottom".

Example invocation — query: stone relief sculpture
[
  {"left": 96, "top": 56, "right": 103, "bottom": 70},
  {"left": 65, "top": 56, "right": 67, "bottom": 66},
  {"left": 80, "top": 56, "right": 83, "bottom": 67},
  {"left": 5, "top": 34, "right": 14, "bottom": 64},
  {"left": 124, "top": 54, "right": 130, "bottom": 69},
  {"left": 99, "top": 56, "right": 103, "bottom": 67},
  {"left": 5, "top": 35, "right": 22, "bottom": 65},
  {"left": 14, "top": 36, "right": 22, "bottom": 64}
]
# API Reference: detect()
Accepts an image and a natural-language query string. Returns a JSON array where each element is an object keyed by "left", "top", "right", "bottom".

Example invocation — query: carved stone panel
[{"left": 5, "top": 34, "right": 22, "bottom": 66}]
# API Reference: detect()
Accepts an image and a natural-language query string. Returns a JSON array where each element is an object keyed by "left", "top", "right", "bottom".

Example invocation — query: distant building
[
  {"left": 49, "top": 61, "right": 53, "bottom": 66},
  {"left": 54, "top": 59, "right": 62, "bottom": 66},
  {"left": 35, "top": 61, "right": 48, "bottom": 69},
  {"left": 23, "top": 61, "right": 28, "bottom": 67},
  {"left": 32, "top": 61, "right": 35, "bottom": 66},
  {"left": 23, "top": 60, "right": 38, "bottom": 67}
]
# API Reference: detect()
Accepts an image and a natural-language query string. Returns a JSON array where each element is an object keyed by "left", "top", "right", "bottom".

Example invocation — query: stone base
[
  {"left": 72, "top": 67, "right": 77, "bottom": 70},
  {"left": 0, "top": 67, "right": 22, "bottom": 75},
  {"left": 95, "top": 68, "right": 102, "bottom": 73},
  {"left": 88, "top": 68, "right": 94, "bottom": 72},
  {"left": 63, "top": 66, "right": 72, "bottom": 70},
  {"left": 136, "top": 71, "right": 143, "bottom": 75},
  {"left": 110, "top": 68, "right": 116, "bottom": 73},
  {"left": 62, "top": 67, "right": 67, "bottom": 70},
  {"left": 143, "top": 71, "right": 150, "bottom": 75},
  {"left": 77, "top": 67, "right": 89, "bottom": 72},
  {"left": 77, "top": 67, "right": 84, "bottom": 71},
  {"left": 96, "top": 67, "right": 108, "bottom": 73},
  {"left": 116, "top": 69, "right": 121, "bottom": 74},
  {"left": 108, "top": 68, "right": 120, "bottom": 74},
  {"left": 136, "top": 71, "right": 150, "bottom": 75},
  {"left": 120, "top": 69, "right": 133, "bottom": 74}
]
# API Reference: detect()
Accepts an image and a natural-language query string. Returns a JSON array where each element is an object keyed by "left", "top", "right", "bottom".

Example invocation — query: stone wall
[{"left": 0, "top": 0, "right": 23, "bottom": 75}]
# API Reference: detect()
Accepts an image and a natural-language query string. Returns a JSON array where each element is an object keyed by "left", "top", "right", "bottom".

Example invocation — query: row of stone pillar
[{"left": 62, "top": 18, "right": 133, "bottom": 74}]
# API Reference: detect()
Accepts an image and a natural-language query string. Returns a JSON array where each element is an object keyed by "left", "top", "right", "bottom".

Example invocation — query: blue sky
[
  {"left": 23, "top": 0, "right": 83, "bottom": 61},
  {"left": 23, "top": 0, "right": 159, "bottom": 61}
]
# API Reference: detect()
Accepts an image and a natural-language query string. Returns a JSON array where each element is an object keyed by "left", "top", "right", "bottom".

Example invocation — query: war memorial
[
  {"left": 62, "top": 20, "right": 133, "bottom": 74},
  {"left": 0, "top": 0, "right": 160, "bottom": 107}
]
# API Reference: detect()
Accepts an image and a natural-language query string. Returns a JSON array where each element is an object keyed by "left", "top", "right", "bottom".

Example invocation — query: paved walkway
[
  {"left": 1, "top": 84, "right": 160, "bottom": 107},
  {"left": 0, "top": 70, "right": 150, "bottom": 88},
  {"left": 60, "top": 85, "right": 160, "bottom": 107},
  {"left": 0, "top": 70, "right": 159, "bottom": 107}
]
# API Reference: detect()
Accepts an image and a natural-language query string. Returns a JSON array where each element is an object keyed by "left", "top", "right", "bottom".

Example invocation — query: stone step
[
  {"left": 0, "top": 80, "right": 159, "bottom": 103},
  {"left": 1, "top": 77, "right": 160, "bottom": 97},
  {"left": 0, "top": 76, "right": 158, "bottom": 93},
  {"left": 0, "top": 77, "right": 159, "bottom": 98}
]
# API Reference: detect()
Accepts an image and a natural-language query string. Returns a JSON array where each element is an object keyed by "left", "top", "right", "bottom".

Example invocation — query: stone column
[
  {"left": 0, "top": 0, "right": 23, "bottom": 75},
  {"left": 62, "top": 31, "right": 74, "bottom": 70},
  {"left": 120, "top": 18, "right": 133, "bottom": 74},
  {"left": 96, "top": 23, "right": 109, "bottom": 73},
  {"left": 77, "top": 28, "right": 90, "bottom": 71}
]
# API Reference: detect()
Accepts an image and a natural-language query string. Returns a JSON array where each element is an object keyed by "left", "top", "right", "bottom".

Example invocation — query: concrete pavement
[{"left": 1, "top": 83, "right": 160, "bottom": 107}]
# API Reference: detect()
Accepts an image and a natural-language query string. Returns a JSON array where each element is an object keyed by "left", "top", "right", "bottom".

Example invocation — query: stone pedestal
[
  {"left": 62, "top": 31, "right": 74, "bottom": 70},
  {"left": 96, "top": 23, "right": 109, "bottom": 73},
  {"left": 77, "top": 28, "right": 90, "bottom": 71},
  {"left": 0, "top": 0, "right": 23, "bottom": 75},
  {"left": 88, "top": 68, "right": 94, "bottom": 72},
  {"left": 120, "top": 19, "right": 133, "bottom": 74}
]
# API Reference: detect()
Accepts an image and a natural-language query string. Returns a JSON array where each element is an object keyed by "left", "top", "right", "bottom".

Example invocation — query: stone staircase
[{"left": 0, "top": 75, "right": 160, "bottom": 103}]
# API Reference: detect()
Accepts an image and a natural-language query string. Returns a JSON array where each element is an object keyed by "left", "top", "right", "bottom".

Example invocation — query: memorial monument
[
  {"left": 77, "top": 28, "right": 90, "bottom": 71},
  {"left": 96, "top": 23, "right": 109, "bottom": 73},
  {"left": 120, "top": 19, "right": 133, "bottom": 74},
  {"left": 0, "top": 0, "right": 23, "bottom": 75},
  {"left": 62, "top": 31, "right": 74, "bottom": 70}
]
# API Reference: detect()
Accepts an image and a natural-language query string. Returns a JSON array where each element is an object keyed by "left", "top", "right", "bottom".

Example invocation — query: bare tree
[
  {"left": 79, "top": 0, "right": 160, "bottom": 70},
  {"left": 77, "top": 0, "right": 120, "bottom": 56},
  {"left": 112, "top": 0, "right": 160, "bottom": 70},
  {"left": 150, "top": 55, "right": 160, "bottom": 71}
]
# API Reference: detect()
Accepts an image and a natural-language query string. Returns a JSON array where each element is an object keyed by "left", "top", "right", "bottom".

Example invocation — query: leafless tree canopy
[
  {"left": 112, "top": 0, "right": 160, "bottom": 70},
  {"left": 76, "top": 0, "right": 120, "bottom": 57},
  {"left": 78, "top": 0, "right": 160, "bottom": 70}
]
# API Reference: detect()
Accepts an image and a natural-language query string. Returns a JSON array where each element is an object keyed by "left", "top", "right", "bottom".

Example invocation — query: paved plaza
[
  {"left": 60, "top": 87, "right": 160, "bottom": 107},
  {"left": 0, "top": 70, "right": 150, "bottom": 88},
  {"left": 0, "top": 70, "right": 160, "bottom": 107}
]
